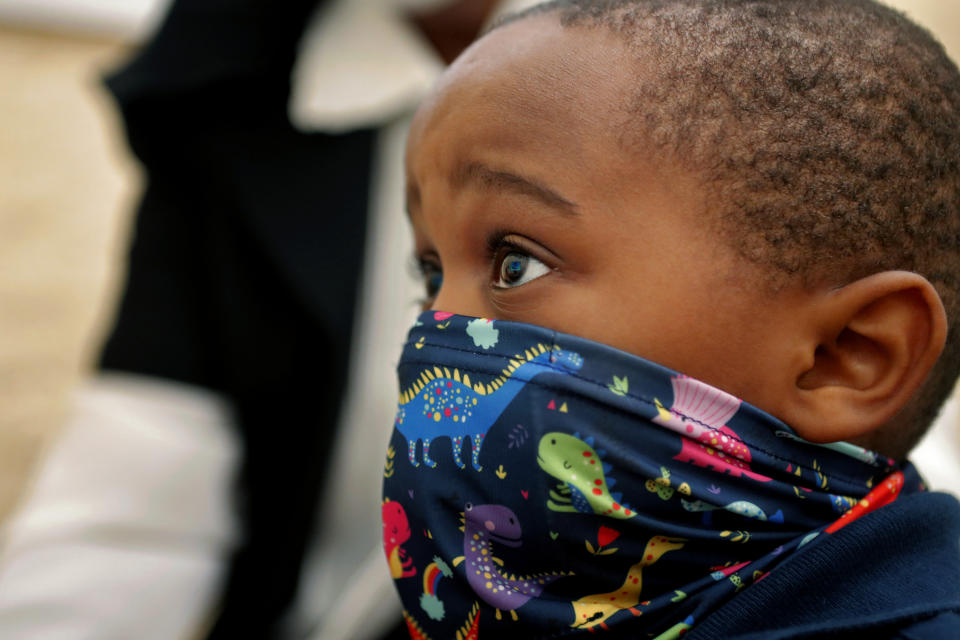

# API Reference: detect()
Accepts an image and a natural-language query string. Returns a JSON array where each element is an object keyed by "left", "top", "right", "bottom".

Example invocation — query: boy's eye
[
  {"left": 494, "top": 250, "right": 551, "bottom": 289},
  {"left": 416, "top": 257, "right": 443, "bottom": 303}
]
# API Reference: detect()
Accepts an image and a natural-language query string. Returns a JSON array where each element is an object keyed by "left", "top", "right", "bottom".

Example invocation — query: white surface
[
  {"left": 0, "top": 0, "right": 171, "bottom": 41},
  {"left": 0, "top": 373, "right": 239, "bottom": 640},
  {"left": 911, "top": 394, "right": 960, "bottom": 496},
  {"left": 289, "top": 0, "right": 444, "bottom": 133},
  {"left": 289, "top": 0, "right": 545, "bottom": 133}
]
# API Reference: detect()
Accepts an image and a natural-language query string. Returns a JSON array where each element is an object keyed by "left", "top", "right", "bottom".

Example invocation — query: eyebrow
[{"left": 452, "top": 161, "right": 579, "bottom": 216}]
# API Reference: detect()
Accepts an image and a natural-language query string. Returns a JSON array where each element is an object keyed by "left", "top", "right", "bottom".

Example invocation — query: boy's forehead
[{"left": 405, "top": 14, "right": 638, "bottom": 184}]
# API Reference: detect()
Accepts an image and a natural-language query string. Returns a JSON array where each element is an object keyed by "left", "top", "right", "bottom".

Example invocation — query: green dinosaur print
[{"left": 537, "top": 432, "right": 636, "bottom": 520}]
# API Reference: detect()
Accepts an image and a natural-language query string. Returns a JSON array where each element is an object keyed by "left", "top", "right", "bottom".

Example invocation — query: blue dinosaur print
[
  {"left": 395, "top": 343, "right": 583, "bottom": 470},
  {"left": 829, "top": 494, "right": 858, "bottom": 513},
  {"left": 681, "top": 498, "right": 784, "bottom": 523}
]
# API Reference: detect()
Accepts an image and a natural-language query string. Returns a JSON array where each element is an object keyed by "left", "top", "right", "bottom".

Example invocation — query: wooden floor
[{"left": 0, "top": 1, "right": 959, "bottom": 522}]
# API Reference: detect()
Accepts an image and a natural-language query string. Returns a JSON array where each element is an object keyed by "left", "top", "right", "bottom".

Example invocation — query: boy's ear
[{"left": 778, "top": 271, "right": 947, "bottom": 444}]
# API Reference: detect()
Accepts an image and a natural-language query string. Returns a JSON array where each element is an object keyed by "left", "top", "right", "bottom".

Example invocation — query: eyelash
[{"left": 486, "top": 230, "right": 528, "bottom": 268}]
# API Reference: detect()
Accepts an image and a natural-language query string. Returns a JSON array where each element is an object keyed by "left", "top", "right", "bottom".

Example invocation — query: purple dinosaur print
[
  {"left": 395, "top": 344, "right": 583, "bottom": 470},
  {"left": 452, "top": 503, "right": 570, "bottom": 621},
  {"left": 653, "top": 375, "right": 771, "bottom": 482}
]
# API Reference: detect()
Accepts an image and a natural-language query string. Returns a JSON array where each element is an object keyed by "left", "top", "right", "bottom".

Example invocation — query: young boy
[{"left": 383, "top": 1, "right": 960, "bottom": 638}]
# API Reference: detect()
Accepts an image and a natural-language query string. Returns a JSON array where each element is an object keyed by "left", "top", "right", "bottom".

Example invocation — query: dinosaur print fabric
[{"left": 382, "top": 312, "right": 923, "bottom": 639}]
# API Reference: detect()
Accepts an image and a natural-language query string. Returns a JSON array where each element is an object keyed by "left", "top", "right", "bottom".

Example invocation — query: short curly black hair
[{"left": 498, "top": 0, "right": 960, "bottom": 455}]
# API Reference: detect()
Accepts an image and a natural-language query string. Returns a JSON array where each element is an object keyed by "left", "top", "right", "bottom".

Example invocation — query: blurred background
[
  {"left": 0, "top": 0, "right": 164, "bottom": 524},
  {"left": 0, "top": 0, "right": 958, "bottom": 638},
  {"left": 3, "top": 0, "right": 956, "bottom": 518}
]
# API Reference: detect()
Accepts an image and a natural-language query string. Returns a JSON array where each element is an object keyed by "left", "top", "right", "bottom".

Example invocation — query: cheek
[
  {"left": 555, "top": 288, "right": 667, "bottom": 357},
  {"left": 517, "top": 265, "right": 739, "bottom": 377},
  {"left": 491, "top": 280, "right": 627, "bottom": 348}
]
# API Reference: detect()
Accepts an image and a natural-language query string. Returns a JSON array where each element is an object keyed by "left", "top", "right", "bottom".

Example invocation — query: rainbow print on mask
[{"left": 419, "top": 557, "right": 453, "bottom": 620}]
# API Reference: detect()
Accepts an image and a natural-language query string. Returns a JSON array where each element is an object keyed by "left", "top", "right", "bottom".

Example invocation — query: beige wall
[
  {"left": 887, "top": 1, "right": 960, "bottom": 60},
  {"left": 0, "top": 2, "right": 959, "bottom": 521},
  {"left": 0, "top": 26, "right": 137, "bottom": 519}
]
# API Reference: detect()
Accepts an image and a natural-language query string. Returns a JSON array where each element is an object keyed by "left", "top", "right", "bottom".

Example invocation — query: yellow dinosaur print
[{"left": 570, "top": 535, "right": 686, "bottom": 631}]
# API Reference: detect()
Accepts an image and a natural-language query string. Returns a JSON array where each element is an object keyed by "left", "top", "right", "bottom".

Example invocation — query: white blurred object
[
  {"left": 0, "top": 373, "right": 239, "bottom": 640},
  {"left": 0, "top": 0, "right": 171, "bottom": 41},
  {"left": 912, "top": 393, "right": 960, "bottom": 496},
  {"left": 289, "top": 0, "right": 444, "bottom": 133},
  {"left": 289, "top": 0, "right": 545, "bottom": 133}
]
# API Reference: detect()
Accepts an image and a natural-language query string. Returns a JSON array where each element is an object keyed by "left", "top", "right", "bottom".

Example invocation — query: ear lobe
[{"left": 783, "top": 271, "right": 947, "bottom": 444}]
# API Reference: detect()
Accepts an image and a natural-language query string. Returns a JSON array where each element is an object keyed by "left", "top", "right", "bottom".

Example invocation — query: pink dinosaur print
[
  {"left": 383, "top": 498, "right": 417, "bottom": 579},
  {"left": 653, "top": 375, "right": 771, "bottom": 482}
]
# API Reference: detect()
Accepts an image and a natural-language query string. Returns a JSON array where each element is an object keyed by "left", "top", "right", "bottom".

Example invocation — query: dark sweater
[{"left": 689, "top": 490, "right": 960, "bottom": 639}]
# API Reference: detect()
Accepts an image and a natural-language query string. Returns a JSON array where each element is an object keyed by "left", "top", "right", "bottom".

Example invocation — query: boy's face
[{"left": 405, "top": 15, "right": 812, "bottom": 412}]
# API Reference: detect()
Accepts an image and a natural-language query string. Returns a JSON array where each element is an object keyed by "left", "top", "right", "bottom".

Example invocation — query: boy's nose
[{"left": 430, "top": 277, "right": 490, "bottom": 319}]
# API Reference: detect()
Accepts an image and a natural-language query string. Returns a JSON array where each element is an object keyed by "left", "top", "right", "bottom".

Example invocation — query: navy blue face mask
[{"left": 382, "top": 312, "right": 919, "bottom": 639}]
